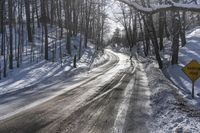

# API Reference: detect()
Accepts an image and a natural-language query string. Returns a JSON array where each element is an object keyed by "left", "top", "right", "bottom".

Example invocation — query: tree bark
[
  {"left": 159, "top": 11, "right": 165, "bottom": 51},
  {"left": 180, "top": 11, "right": 186, "bottom": 47},
  {"left": 145, "top": 15, "right": 163, "bottom": 69},
  {"left": 8, "top": 0, "right": 13, "bottom": 69},
  {"left": 171, "top": 11, "right": 181, "bottom": 65},
  {"left": 41, "top": 0, "right": 49, "bottom": 60},
  {"left": 25, "top": 0, "right": 33, "bottom": 42}
]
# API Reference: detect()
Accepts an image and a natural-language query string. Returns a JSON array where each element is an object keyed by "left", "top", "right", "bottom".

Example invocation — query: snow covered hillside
[
  {"left": 167, "top": 27, "right": 200, "bottom": 107},
  {"left": 0, "top": 44, "right": 108, "bottom": 96},
  {"left": 143, "top": 56, "right": 200, "bottom": 133},
  {"left": 0, "top": 26, "right": 109, "bottom": 96}
]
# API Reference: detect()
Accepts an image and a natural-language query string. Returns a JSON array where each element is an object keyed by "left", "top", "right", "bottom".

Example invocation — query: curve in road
[{"left": 0, "top": 50, "right": 151, "bottom": 133}]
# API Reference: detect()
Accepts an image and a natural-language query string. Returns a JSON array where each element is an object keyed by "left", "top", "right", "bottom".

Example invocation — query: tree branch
[{"left": 117, "top": 0, "right": 200, "bottom": 14}]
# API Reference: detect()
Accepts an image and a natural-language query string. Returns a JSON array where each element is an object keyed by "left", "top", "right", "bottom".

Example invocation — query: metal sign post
[
  {"left": 192, "top": 81, "right": 195, "bottom": 98},
  {"left": 182, "top": 60, "right": 200, "bottom": 99}
]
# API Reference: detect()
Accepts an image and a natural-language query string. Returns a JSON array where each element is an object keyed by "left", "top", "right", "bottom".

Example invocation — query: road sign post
[
  {"left": 182, "top": 60, "right": 200, "bottom": 99},
  {"left": 192, "top": 81, "right": 195, "bottom": 98}
]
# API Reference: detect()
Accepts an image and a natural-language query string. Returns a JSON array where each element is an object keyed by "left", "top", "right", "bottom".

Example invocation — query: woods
[
  {"left": 1, "top": 0, "right": 200, "bottom": 78},
  {"left": 0, "top": 0, "right": 108, "bottom": 79},
  {"left": 113, "top": 0, "right": 200, "bottom": 69}
]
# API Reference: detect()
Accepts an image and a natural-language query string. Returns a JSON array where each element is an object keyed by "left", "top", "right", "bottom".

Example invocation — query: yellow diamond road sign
[{"left": 182, "top": 60, "right": 200, "bottom": 82}]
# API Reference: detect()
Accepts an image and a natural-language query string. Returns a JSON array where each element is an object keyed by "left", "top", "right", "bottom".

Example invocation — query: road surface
[{"left": 0, "top": 50, "right": 151, "bottom": 133}]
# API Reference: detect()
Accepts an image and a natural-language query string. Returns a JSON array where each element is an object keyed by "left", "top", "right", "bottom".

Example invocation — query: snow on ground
[
  {"left": 0, "top": 49, "right": 127, "bottom": 121},
  {"left": 0, "top": 25, "right": 109, "bottom": 96},
  {"left": 139, "top": 56, "right": 200, "bottom": 133},
  {"left": 0, "top": 44, "right": 109, "bottom": 96},
  {"left": 166, "top": 27, "right": 200, "bottom": 108},
  {"left": 141, "top": 27, "right": 200, "bottom": 132}
]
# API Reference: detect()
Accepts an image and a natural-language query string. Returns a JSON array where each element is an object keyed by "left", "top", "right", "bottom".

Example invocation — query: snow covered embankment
[
  {"left": 0, "top": 41, "right": 109, "bottom": 96},
  {"left": 141, "top": 57, "right": 200, "bottom": 133},
  {"left": 167, "top": 27, "right": 200, "bottom": 108}
]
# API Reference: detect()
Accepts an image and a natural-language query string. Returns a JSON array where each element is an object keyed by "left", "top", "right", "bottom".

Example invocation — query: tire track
[
  {"left": 47, "top": 67, "right": 136, "bottom": 133},
  {"left": 0, "top": 51, "right": 125, "bottom": 133}
]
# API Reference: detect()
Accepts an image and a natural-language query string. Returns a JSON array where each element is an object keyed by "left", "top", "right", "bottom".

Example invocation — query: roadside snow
[
  {"left": 140, "top": 57, "right": 200, "bottom": 133},
  {"left": 167, "top": 27, "right": 200, "bottom": 108},
  {"left": 0, "top": 28, "right": 109, "bottom": 95}
]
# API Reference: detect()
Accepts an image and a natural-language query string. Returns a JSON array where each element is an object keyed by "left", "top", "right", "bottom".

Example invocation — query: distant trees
[
  {"left": 112, "top": 28, "right": 121, "bottom": 46},
  {"left": 0, "top": 0, "right": 109, "bottom": 79}
]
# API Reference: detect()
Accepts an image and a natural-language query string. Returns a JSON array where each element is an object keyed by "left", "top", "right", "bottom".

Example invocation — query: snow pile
[
  {"left": 167, "top": 27, "right": 200, "bottom": 107},
  {"left": 140, "top": 57, "right": 200, "bottom": 133}
]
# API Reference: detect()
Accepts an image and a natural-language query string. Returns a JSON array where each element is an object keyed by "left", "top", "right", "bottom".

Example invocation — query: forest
[
  {"left": 0, "top": 0, "right": 200, "bottom": 75},
  {"left": 0, "top": 0, "right": 108, "bottom": 79}
]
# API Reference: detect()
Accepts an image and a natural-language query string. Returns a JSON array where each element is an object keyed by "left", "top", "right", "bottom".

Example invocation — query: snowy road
[{"left": 0, "top": 50, "right": 151, "bottom": 133}]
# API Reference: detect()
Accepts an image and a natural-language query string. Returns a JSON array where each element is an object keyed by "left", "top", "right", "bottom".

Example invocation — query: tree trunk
[
  {"left": 0, "top": 0, "right": 3, "bottom": 34},
  {"left": 8, "top": 0, "right": 13, "bottom": 69},
  {"left": 159, "top": 11, "right": 165, "bottom": 51},
  {"left": 145, "top": 15, "right": 163, "bottom": 69},
  {"left": 73, "top": 55, "right": 77, "bottom": 68},
  {"left": 41, "top": 0, "right": 49, "bottom": 60},
  {"left": 180, "top": 11, "right": 186, "bottom": 47},
  {"left": 0, "top": 0, "right": 5, "bottom": 55},
  {"left": 25, "top": 0, "right": 33, "bottom": 42},
  {"left": 171, "top": 11, "right": 181, "bottom": 65}
]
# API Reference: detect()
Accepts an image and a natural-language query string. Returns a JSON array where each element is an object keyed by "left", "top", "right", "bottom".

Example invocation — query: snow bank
[
  {"left": 167, "top": 27, "right": 200, "bottom": 107},
  {"left": 141, "top": 57, "right": 200, "bottom": 133}
]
